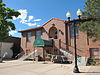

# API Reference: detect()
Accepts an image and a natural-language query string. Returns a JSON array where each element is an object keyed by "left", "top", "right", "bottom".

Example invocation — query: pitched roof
[
  {"left": 18, "top": 17, "right": 92, "bottom": 32},
  {"left": 18, "top": 18, "right": 67, "bottom": 32},
  {"left": 18, "top": 26, "right": 43, "bottom": 32}
]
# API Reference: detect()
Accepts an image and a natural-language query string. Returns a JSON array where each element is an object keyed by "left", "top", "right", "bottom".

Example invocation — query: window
[
  {"left": 70, "top": 22, "right": 79, "bottom": 37},
  {"left": 36, "top": 31, "right": 41, "bottom": 39},
  {"left": 89, "top": 48, "right": 99, "bottom": 59},
  {"left": 49, "top": 27, "right": 57, "bottom": 39},
  {"left": 27, "top": 32, "right": 31, "bottom": 41}
]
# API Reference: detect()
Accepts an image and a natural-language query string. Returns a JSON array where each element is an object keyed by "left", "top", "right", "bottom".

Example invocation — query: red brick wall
[
  {"left": 69, "top": 31, "right": 88, "bottom": 57},
  {"left": 42, "top": 19, "right": 67, "bottom": 50},
  {"left": 21, "top": 19, "right": 67, "bottom": 55},
  {"left": 20, "top": 19, "right": 100, "bottom": 59},
  {"left": 69, "top": 30, "right": 100, "bottom": 58}
]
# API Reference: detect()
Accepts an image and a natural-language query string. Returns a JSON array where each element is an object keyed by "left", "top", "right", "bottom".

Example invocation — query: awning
[{"left": 33, "top": 38, "right": 53, "bottom": 47}]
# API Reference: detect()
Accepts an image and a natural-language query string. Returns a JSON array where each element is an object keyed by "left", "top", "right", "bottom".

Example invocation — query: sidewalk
[{"left": 0, "top": 60, "right": 100, "bottom": 75}]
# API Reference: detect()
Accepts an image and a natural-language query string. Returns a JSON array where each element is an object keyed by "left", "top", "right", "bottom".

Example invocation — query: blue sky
[{"left": 3, "top": 0, "right": 85, "bottom": 37}]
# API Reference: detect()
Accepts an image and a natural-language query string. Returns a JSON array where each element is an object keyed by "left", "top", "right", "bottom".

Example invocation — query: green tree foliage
[
  {"left": 78, "top": 0, "right": 100, "bottom": 41},
  {"left": 0, "top": 0, "right": 20, "bottom": 42}
]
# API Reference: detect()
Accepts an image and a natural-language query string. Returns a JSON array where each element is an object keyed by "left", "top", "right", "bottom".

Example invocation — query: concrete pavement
[{"left": 0, "top": 60, "right": 100, "bottom": 75}]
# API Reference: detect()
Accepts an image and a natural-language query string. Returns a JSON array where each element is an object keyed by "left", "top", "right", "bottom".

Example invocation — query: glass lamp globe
[
  {"left": 76, "top": 9, "right": 83, "bottom": 17},
  {"left": 66, "top": 11, "right": 71, "bottom": 18}
]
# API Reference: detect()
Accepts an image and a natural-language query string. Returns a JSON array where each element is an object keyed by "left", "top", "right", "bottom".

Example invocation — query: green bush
[{"left": 86, "top": 58, "right": 96, "bottom": 66}]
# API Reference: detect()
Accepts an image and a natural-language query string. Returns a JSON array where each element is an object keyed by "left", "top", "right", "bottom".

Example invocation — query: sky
[{"left": 3, "top": 0, "right": 85, "bottom": 37}]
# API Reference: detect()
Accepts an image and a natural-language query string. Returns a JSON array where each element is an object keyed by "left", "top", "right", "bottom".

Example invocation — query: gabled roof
[
  {"left": 18, "top": 17, "right": 92, "bottom": 32},
  {"left": 18, "top": 18, "right": 67, "bottom": 32},
  {"left": 18, "top": 26, "right": 43, "bottom": 32}
]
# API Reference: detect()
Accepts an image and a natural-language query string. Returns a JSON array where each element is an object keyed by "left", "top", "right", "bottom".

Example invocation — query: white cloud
[
  {"left": 12, "top": 9, "right": 28, "bottom": 21},
  {"left": 12, "top": 16, "right": 17, "bottom": 20},
  {"left": 33, "top": 19, "right": 42, "bottom": 21},
  {"left": 20, "top": 20, "right": 27, "bottom": 24},
  {"left": 25, "top": 23, "right": 37, "bottom": 26},
  {"left": 18, "top": 9, "right": 28, "bottom": 20},
  {"left": 37, "top": 25, "right": 41, "bottom": 27},
  {"left": 12, "top": 9, "right": 42, "bottom": 27},
  {"left": 28, "top": 16, "right": 34, "bottom": 22},
  {"left": 9, "top": 30, "right": 18, "bottom": 35}
]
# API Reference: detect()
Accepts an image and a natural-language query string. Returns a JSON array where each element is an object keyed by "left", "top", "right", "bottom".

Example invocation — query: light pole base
[{"left": 73, "top": 66, "right": 80, "bottom": 73}]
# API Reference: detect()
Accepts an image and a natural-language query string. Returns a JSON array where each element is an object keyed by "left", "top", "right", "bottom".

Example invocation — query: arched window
[{"left": 49, "top": 27, "right": 57, "bottom": 39}]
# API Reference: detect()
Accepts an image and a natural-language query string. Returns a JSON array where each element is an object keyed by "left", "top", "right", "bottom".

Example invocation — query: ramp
[
  {"left": 18, "top": 50, "right": 37, "bottom": 61},
  {"left": 60, "top": 49, "right": 87, "bottom": 65},
  {"left": 59, "top": 49, "right": 73, "bottom": 61}
]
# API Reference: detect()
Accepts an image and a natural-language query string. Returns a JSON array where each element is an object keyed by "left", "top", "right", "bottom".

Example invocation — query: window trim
[
  {"left": 27, "top": 32, "right": 31, "bottom": 41},
  {"left": 49, "top": 27, "right": 58, "bottom": 39},
  {"left": 35, "top": 30, "right": 41, "bottom": 39}
]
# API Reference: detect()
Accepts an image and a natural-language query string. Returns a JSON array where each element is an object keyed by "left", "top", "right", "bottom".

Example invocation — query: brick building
[{"left": 19, "top": 18, "right": 100, "bottom": 64}]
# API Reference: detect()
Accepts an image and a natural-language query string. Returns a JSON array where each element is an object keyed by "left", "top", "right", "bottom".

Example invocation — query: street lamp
[
  {"left": 66, "top": 9, "right": 82, "bottom": 73},
  {"left": 66, "top": 11, "right": 71, "bottom": 21},
  {"left": 77, "top": 9, "right": 83, "bottom": 19}
]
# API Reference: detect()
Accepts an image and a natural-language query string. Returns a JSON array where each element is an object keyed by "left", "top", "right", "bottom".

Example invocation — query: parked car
[{"left": 52, "top": 55, "right": 68, "bottom": 63}]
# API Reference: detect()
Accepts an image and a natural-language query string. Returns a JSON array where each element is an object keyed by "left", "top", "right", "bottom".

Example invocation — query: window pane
[
  {"left": 36, "top": 31, "right": 41, "bottom": 39},
  {"left": 27, "top": 32, "right": 31, "bottom": 41}
]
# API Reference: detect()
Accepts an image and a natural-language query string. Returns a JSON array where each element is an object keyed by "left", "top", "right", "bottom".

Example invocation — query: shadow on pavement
[
  {"left": 81, "top": 72, "right": 100, "bottom": 73},
  {"left": 0, "top": 62, "right": 5, "bottom": 63}
]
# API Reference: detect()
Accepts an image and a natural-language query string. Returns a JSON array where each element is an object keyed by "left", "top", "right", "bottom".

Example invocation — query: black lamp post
[{"left": 66, "top": 9, "right": 82, "bottom": 73}]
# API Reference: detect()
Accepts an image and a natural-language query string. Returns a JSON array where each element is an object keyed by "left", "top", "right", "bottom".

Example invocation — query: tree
[
  {"left": 78, "top": 0, "right": 100, "bottom": 41},
  {"left": 0, "top": 0, "right": 20, "bottom": 42}
]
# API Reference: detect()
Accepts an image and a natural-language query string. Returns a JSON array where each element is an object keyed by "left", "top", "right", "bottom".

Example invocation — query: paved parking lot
[{"left": 0, "top": 60, "right": 100, "bottom": 75}]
